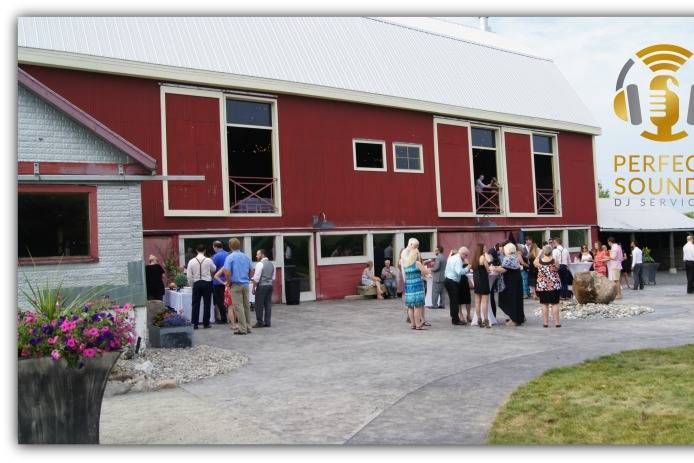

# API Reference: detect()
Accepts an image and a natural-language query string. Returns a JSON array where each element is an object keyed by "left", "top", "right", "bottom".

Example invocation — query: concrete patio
[{"left": 101, "top": 272, "right": 694, "bottom": 444}]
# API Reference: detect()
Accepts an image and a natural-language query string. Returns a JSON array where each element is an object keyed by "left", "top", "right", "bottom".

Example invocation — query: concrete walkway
[{"left": 100, "top": 272, "right": 693, "bottom": 444}]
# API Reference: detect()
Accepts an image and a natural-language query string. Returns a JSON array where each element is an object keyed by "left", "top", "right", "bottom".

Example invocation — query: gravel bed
[
  {"left": 532, "top": 300, "right": 655, "bottom": 320},
  {"left": 107, "top": 345, "right": 248, "bottom": 396}
]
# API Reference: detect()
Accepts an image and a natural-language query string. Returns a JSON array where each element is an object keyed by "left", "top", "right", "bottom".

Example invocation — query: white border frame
[
  {"left": 353, "top": 139, "right": 387, "bottom": 172},
  {"left": 531, "top": 132, "right": 562, "bottom": 217},
  {"left": 177, "top": 233, "right": 282, "bottom": 268},
  {"left": 433, "top": 117, "right": 476, "bottom": 217},
  {"left": 161, "top": 86, "right": 230, "bottom": 217},
  {"left": 470, "top": 124, "right": 505, "bottom": 217},
  {"left": 317, "top": 231, "right": 371, "bottom": 265},
  {"left": 161, "top": 86, "right": 282, "bottom": 217},
  {"left": 317, "top": 229, "right": 437, "bottom": 265},
  {"left": 520, "top": 227, "right": 591, "bottom": 253},
  {"left": 392, "top": 142, "right": 424, "bottom": 174}
]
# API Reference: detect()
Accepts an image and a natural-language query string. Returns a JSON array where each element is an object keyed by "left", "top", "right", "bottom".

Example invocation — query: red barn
[{"left": 17, "top": 17, "right": 601, "bottom": 302}]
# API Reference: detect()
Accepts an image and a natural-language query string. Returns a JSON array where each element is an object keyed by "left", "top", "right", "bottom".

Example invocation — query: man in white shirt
[
  {"left": 186, "top": 244, "right": 217, "bottom": 329},
  {"left": 251, "top": 249, "right": 276, "bottom": 328},
  {"left": 553, "top": 237, "right": 573, "bottom": 299},
  {"left": 630, "top": 241, "right": 644, "bottom": 290},
  {"left": 684, "top": 234, "right": 694, "bottom": 294}
]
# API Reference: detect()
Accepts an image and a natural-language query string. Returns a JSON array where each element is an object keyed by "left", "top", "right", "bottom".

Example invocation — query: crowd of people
[{"left": 145, "top": 238, "right": 276, "bottom": 334}]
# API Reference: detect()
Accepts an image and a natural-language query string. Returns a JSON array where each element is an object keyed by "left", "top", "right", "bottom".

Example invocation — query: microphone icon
[{"left": 641, "top": 74, "right": 687, "bottom": 142}]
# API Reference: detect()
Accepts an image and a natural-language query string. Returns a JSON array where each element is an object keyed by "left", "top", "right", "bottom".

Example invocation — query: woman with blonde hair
[
  {"left": 494, "top": 243, "right": 525, "bottom": 326},
  {"left": 145, "top": 254, "right": 166, "bottom": 301},
  {"left": 401, "top": 238, "right": 431, "bottom": 330}
]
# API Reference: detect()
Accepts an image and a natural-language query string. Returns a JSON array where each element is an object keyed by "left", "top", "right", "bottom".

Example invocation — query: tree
[{"left": 597, "top": 181, "right": 610, "bottom": 198}]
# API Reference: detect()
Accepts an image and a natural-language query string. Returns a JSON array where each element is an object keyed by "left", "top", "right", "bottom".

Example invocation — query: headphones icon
[{"left": 613, "top": 44, "right": 694, "bottom": 142}]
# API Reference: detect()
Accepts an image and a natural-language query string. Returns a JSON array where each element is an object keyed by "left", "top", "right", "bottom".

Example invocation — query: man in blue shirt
[
  {"left": 221, "top": 238, "right": 252, "bottom": 335},
  {"left": 211, "top": 241, "right": 230, "bottom": 325}
]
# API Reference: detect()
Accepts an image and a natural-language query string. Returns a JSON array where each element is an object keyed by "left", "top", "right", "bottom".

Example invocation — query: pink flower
[
  {"left": 78, "top": 343, "right": 85, "bottom": 353},
  {"left": 108, "top": 340, "right": 121, "bottom": 349},
  {"left": 51, "top": 350, "right": 61, "bottom": 361},
  {"left": 86, "top": 327, "right": 99, "bottom": 337},
  {"left": 47, "top": 336, "right": 59, "bottom": 345},
  {"left": 20, "top": 349, "right": 30, "bottom": 358},
  {"left": 83, "top": 348, "right": 97, "bottom": 358},
  {"left": 66, "top": 338, "right": 76, "bottom": 348},
  {"left": 50, "top": 320, "right": 58, "bottom": 327},
  {"left": 60, "top": 320, "right": 75, "bottom": 332},
  {"left": 24, "top": 312, "right": 36, "bottom": 323},
  {"left": 100, "top": 326, "right": 110, "bottom": 334}
]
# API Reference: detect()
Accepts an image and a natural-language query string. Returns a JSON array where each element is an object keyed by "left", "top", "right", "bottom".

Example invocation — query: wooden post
[{"left": 669, "top": 231, "right": 677, "bottom": 274}]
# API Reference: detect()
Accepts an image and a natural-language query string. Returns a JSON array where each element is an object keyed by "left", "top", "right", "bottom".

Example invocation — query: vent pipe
[{"left": 479, "top": 17, "right": 490, "bottom": 32}]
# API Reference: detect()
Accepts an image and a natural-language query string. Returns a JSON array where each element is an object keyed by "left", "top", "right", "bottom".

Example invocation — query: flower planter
[
  {"left": 18, "top": 350, "right": 121, "bottom": 444},
  {"left": 149, "top": 325, "right": 193, "bottom": 348},
  {"left": 642, "top": 262, "right": 659, "bottom": 285}
]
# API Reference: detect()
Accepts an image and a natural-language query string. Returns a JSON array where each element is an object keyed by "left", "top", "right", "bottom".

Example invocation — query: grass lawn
[{"left": 486, "top": 344, "right": 694, "bottom": 444}]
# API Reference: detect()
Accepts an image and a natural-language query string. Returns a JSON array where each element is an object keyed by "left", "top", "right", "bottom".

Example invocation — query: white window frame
[
  {"left": 224, "top": 94, "right": 282, "bottom": 217},
  {"left": 471, "top": 125, "right": 505, "bottom": 216},
  {"left": 531, "top": 132, "right": 562, "bottom": 217},
  {"left": 316, "top": 229, "right": 437, "bottom": 265},
  {"left": 317, "top": 231, "right": 371, "bottom": 265},
  {"left": 353, "top": 139, "right": 387, "bottom": 172},
  {"left": 521, "top": 227, "right": 591, "bottom": 253},
  {"left": 392, "top": 142, "right": 424, "bottom": 173},
  {"left": 178, "top": 233, "right": 281, "bottom": 268}
]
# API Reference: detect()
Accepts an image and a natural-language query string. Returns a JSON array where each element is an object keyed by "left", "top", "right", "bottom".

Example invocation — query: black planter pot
[
  {"left": 642, "top": 262, "right": 659, "bottom": 285},
  {"left": 18, "top": 350, "right": 121, "bottom": 444}
]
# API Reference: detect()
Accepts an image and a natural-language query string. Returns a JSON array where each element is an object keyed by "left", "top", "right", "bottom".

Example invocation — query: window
[
  {"left": 568, "top": 229, "right": 589, "bottom": 250},
  {"left": 404, "top": 232, "right": 433, "bottom": 253},
  {"left": 471, "top": 127, "right": 501, "bottom": 214},
  {"left": 522, "top": 230, "right": 544, "bottom": 247},
  {"left": 251, "top": 236, "right": 275, "bottom": 261},
  {"left": 353, "top": 140, "right": 386, "bottom": 171},
  {"left": 181, "top": 236, "right": 244, "bottom": 264},
  {"left": 532, "top": 134, "right": 559, "bottom": 215},
  {"left": 18, "top": 185, "right": 97, "bottom": 264},
  {"left": 393, "top": 143, "right": 423, "bottom": 172},
  {"left": 549, "top": 229, "right": 565, "bottom": 244},
  {"left": 320, "top": 234, "right": 366, "bottom": 258},
  {"left": 226, "top": 97, "right": 278, "bottom": 214}
]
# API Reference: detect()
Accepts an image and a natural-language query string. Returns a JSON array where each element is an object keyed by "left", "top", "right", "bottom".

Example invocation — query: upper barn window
[
  {"left": 532, "top": 134, "right": 560, "bottom": 215},
  {"left": 353, "top": 140, "right": 387, "bottom": 171},
  {"left": 393, "top": 143, "right": 423, "bottom": 173}
]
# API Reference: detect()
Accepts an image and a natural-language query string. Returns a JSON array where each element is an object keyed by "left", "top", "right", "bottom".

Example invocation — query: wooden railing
[
  {"left": 229, "top": 176, "right": 277, "bottom": 213},
  {"left": 536, "top": 189, "right": 559, "bottom": 215},
  {"left": 475, "top": 186, "right": 502, "bottom": 215}
]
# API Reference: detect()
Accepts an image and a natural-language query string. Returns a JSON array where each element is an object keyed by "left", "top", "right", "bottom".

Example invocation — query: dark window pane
[
  {"left": 471, "top": 128, "right": 496, "bottom": 148},
  {"left": 227, "top": 126, "right": 275, "bottom": 213},
  {"left": 182, "top": 237, "right": 244, "bottom": 263},
  {"left": 19, "top": 192, "right": 90, "bottom": 258},
  {"left": 569, "top": 229, "right": 588, "bottom": 248},
  {"left": 251, "top": 236, "right": 275, "bottom": 261},
  {"left": 532, "top": 134, "right": 553, "bottom": 153},
  {"left": 522, "top": 230, "right": 545, "bottom": 246},
  {"left": 394, "top": 145, "right": 421, "bottom": 171},
  {"left": 226, "top": 99, "right": 272, "bottom": 127},
  {"left": 321, "top": 234, "right": 365, "bottom": 257},
  {"left": 354, "top": 142, "right": 384, "bottom": 169},
  {"left": 533, "top": 154, "right": 555, "bottom": 189},
  {"left": 404, "top": 232, "right": 432, "bottom": 253}
]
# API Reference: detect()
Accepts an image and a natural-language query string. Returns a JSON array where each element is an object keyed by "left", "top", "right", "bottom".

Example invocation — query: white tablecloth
[
  {"left": 568, "top": 262, "right": 593, "bottom": 277},
  {"left": 164, "top": 289, "right": 215, "bottom": 324},
  {"left": 470, "top": 273, "right": 499, "bottom": 326}
]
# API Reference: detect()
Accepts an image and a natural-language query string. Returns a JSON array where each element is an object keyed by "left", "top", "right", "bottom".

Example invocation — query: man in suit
[{"left": 428, "top": 245, "right": 447, "bottom": 309}]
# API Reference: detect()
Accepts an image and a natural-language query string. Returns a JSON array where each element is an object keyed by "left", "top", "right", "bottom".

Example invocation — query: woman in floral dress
[
  {"left": 534, "top": 245, "right": 562, "bottom": 328},
  {"left": 401, "top": 238, "right": 431, "bottom": 330}
]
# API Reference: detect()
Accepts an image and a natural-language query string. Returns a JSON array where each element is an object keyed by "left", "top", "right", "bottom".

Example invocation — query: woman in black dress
[
  {"left": 534, "top": 245, "right": 562, "bottom": 328},
  {"left": 527, "top": 242, "right": 539, "bottom": 299},
  {"left": 471, "top": 243, "right": 492, "bottom": 328},
  {"left": 145, "top": 254, "right": 166, "bottom": 301},
  {"left": 495, "top": 243, "right": 525, "bottom": 326},
  {"left": 458, "top": 248, "right": 473, "bottom": 324}
]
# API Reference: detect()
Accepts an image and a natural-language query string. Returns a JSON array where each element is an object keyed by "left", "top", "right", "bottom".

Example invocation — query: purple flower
[
  {"left": 83, "top": 348, "right": 97, "bottom": 358},
  {"left": 29, "top": 337, "right": 43, "bottom": 346}
]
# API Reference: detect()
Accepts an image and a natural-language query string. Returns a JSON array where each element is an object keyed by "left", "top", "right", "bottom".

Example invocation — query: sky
[{"left": 442, "top": 17, "right": 694, "bottom": 212}]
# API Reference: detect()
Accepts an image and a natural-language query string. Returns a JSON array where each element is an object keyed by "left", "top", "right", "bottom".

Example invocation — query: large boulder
[{"left": 572, "top": 271, "right": 617, "bottom": 305}]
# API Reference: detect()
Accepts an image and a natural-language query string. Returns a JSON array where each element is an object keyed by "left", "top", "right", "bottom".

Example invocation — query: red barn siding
[
  {"left": 438, "top": 231, "right": 510, "bottom": 254},
  {"left": 165, "top": 93, "right": 224, "bottom": 210},
  {"left": 504, "top": 132, "right": 535, "bottom": 214},
  {"left": 317, "top": 263, "right": 365, "bottom": 300},
  {"left": 436, "top": 123, "right": 474, "bottom": 213},
  {"left": 19, "top": 65, "right": 598, "bottom": 236}
]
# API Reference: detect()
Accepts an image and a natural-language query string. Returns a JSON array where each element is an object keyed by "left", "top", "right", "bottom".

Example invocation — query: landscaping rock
[
  {"left": 572, "top": 271, "right": 617, "bottom": 304},
  {"left": 157, "top": 379, "right": 177, "bottom": 389},
  {"left": 533, "top": 300, "right": 654, "bottom": 320},
  {"left": 134, "top": 360, "right": 154, "bottom": 376},
  {"left": 104, "top": 380, "right": 134, "bottom": 398}
]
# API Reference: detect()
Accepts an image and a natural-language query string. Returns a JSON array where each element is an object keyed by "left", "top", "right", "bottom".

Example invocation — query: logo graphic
[{"left": 613, "top": 44, "right": 694, "bottom": 142}]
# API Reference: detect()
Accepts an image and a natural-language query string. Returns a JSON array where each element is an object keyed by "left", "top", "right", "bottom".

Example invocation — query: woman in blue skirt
[{"left": 401, "top": 238, "right": 431, "bottom": 330}]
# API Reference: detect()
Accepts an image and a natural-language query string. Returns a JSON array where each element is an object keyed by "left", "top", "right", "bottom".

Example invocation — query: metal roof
[
  {"left": 17, "top": 17, "right": 599, "bottom": 132},
  {"left": 598, "top": 199, "right": 694, "bottom": 231}
]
